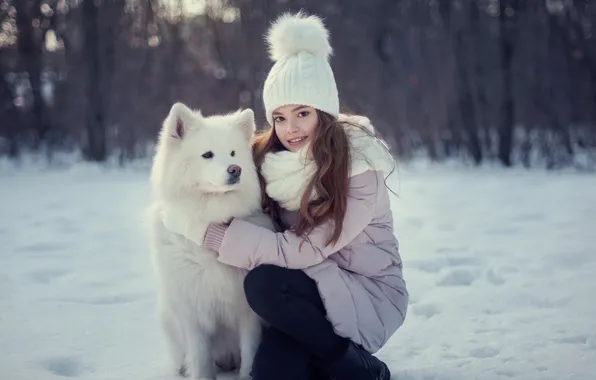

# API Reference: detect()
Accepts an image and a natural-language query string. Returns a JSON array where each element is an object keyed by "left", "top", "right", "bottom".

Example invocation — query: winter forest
[{"left": 2, "top": 0, "right": 595, "bottom": 169}]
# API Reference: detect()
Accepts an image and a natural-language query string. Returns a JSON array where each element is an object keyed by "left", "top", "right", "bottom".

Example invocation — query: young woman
[{"left": 178, "top": 11, "right": 408, "bottom": 380}]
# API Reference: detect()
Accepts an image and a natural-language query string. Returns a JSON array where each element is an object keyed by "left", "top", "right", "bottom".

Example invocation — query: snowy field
[{"left": 1, "top": 159, "right": 595, "bottom": 380}]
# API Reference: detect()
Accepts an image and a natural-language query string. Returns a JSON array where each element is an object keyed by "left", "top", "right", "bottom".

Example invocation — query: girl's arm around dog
[{"left": 203, "top": 171, "right": 380, "bottom": 270}]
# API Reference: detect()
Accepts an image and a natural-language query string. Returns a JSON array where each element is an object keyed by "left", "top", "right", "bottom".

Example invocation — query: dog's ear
[
  {"left": 235, "top": 108, "right": 256, "bottom": 141},
  {"left": 165, "top": 102, "right": 200, "bottom": 139}
]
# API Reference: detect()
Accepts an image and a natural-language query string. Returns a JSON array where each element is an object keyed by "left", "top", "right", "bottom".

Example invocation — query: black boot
[{"left": 325, "top": 342, "right": 391, "bottom": 380}]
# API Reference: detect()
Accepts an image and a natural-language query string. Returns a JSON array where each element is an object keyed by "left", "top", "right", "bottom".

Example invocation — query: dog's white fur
[{"left": 147, "top": 102, "right": 272, "bottom": 380}]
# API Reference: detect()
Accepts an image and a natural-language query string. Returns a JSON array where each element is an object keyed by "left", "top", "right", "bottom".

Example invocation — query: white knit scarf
[{"left": 261, "top": 114, "right": 395, "bottom": 211}]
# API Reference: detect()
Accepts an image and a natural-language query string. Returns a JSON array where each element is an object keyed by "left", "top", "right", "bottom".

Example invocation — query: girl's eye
[
  {"left": 202, "top": 151, "right": 214, "bottom": 159},
  {"left": 230, "top": 151, "right": 235, "bottom": 157},
  {"left": 298, "top": 111, "right": 310, "bottom": 117},
  {"left": 273, "top": 116, "right": 285, "bottom": 123}
]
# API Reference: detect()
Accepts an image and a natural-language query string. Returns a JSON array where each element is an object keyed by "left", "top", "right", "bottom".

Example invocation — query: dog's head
[{"left": 151, "top": 102, "right": 258, "bottom": 198}]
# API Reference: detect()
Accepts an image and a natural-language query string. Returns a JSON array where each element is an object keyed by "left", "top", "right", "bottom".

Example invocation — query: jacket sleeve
[{"left": 216, "top": 171, "right": 380, "bottom": 270}]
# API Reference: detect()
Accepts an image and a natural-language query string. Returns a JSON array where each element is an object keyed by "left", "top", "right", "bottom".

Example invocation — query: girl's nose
[{"left": 287, "top": 120, "right": 300, "bottom": 134}]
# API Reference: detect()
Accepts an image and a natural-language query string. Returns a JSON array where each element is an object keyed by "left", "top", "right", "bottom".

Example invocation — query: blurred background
[{"left": 1, "top": 0, "right": 595, "bottom": 169}]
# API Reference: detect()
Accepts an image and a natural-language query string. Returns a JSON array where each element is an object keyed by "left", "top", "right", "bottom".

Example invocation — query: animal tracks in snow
[
  {"left": 15, "top": 242, "right": 65, "bottom": 255},
  {"left": 469, "top": 346, "right": 500, "bottom": 359},
  {"left": 553, "top": 334, "right": 595, "bottom": 347},
  {"left": 51, "top": 293, "right": 151, "bottom": 306},
  {"left": 41, "top": 356, "right": 88, "bottom": 377},
  {"left": 29, "top": 269, "right": 70, "bottom": 284},
  {"left": 485, "top": 268, "right": 506, "bottom": 285},
  {"left": 408, "top": 250, "right": 515, "bottom": 288},
  {"left": 408, "top": 255, "right": 481, "bottom": 274},
  {"left": 411, "top": 303, "right": 442, "bottom": 319},
  {"left": 436, "top": 269, "right": 477, "bottom": 286}
]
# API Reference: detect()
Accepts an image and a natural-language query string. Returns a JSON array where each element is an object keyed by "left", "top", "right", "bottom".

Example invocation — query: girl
[{"left": 174, "top": 11, "right": 408, "bottom": 380}]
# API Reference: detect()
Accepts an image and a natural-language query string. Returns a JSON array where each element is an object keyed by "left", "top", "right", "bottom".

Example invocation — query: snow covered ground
[{"left": 1, "top": 159, "right": 595, "bottom": 380}]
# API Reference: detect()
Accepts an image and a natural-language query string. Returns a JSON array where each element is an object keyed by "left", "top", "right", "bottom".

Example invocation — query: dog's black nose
[{"left": 227, "top": 165, "right": 242, "bottom": 177}]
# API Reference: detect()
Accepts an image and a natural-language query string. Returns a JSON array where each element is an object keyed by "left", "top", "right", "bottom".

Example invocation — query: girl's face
[{"left": 272, "top": 104, "right": 318, "bottom": 152}]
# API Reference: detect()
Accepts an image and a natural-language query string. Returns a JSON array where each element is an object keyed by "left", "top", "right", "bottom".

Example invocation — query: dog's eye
[
  {"left": 230, "top": 151, "right": 235, "bottom": 157},
  {"left": 202, "top": 151, "right": 214, "bottom": 159}
]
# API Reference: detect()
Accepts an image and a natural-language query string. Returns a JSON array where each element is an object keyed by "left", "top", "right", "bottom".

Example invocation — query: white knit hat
[{"left": 262, "top": 11, "right": 339, "bottom": 125}]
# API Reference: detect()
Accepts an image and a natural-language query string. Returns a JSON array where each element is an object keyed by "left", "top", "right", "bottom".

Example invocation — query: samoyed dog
[{"left": 147, "top": 102, "right": 272, "bottom": 380}]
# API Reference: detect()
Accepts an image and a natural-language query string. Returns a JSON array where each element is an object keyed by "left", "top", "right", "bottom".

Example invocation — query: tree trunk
[
  {"left": 0, "top": 62, "right": 20, "bottom": 157},
  {"left": 82, "top": 0, "right": 106, "bottom": 161},
  {"left": 15, "top": 0, "right": 50, "bottom": 149},
  {"left": 454, "top": 4, "right": 482, "bottom": 165},
  {"left": 497, "top": 0, "right": 516, "bottom": 167}
]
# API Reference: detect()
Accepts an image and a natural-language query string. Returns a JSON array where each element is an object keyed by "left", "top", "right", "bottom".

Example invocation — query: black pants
[{"left": 244, "top": 264, "right": 350, "bottom": 380}]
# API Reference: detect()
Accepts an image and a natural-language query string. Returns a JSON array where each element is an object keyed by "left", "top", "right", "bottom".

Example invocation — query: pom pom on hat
[
  {"left": 262, "top": 11, "right": 339, "bottom": 124},
  {"left": 266, "top": 11, "right": 332, "bottom": 62}
]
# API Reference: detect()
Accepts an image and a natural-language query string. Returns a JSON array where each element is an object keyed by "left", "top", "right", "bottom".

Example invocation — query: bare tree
[
  {"left": 82, "top": 0, "right": 105, "bottom": 161},
  {"left": 15, "top": 0, "right": 51, "bottom": 148},
  {"left": 497, "top": 0, "right": 517, "bottom": 167}
]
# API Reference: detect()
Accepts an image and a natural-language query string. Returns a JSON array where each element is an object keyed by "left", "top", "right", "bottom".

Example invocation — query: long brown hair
[{"left": 252, "top": 110, "right": 351, "bottom": 246}]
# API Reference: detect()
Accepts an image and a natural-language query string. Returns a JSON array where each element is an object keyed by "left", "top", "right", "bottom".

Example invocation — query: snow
[{"left": 1, "top": 159, "right": 595, "bottom": 380}]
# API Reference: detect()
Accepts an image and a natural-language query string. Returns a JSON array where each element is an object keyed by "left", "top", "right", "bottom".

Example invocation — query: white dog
[{"left": 147, "top": 102, "right": 272, "bottom": 380}]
